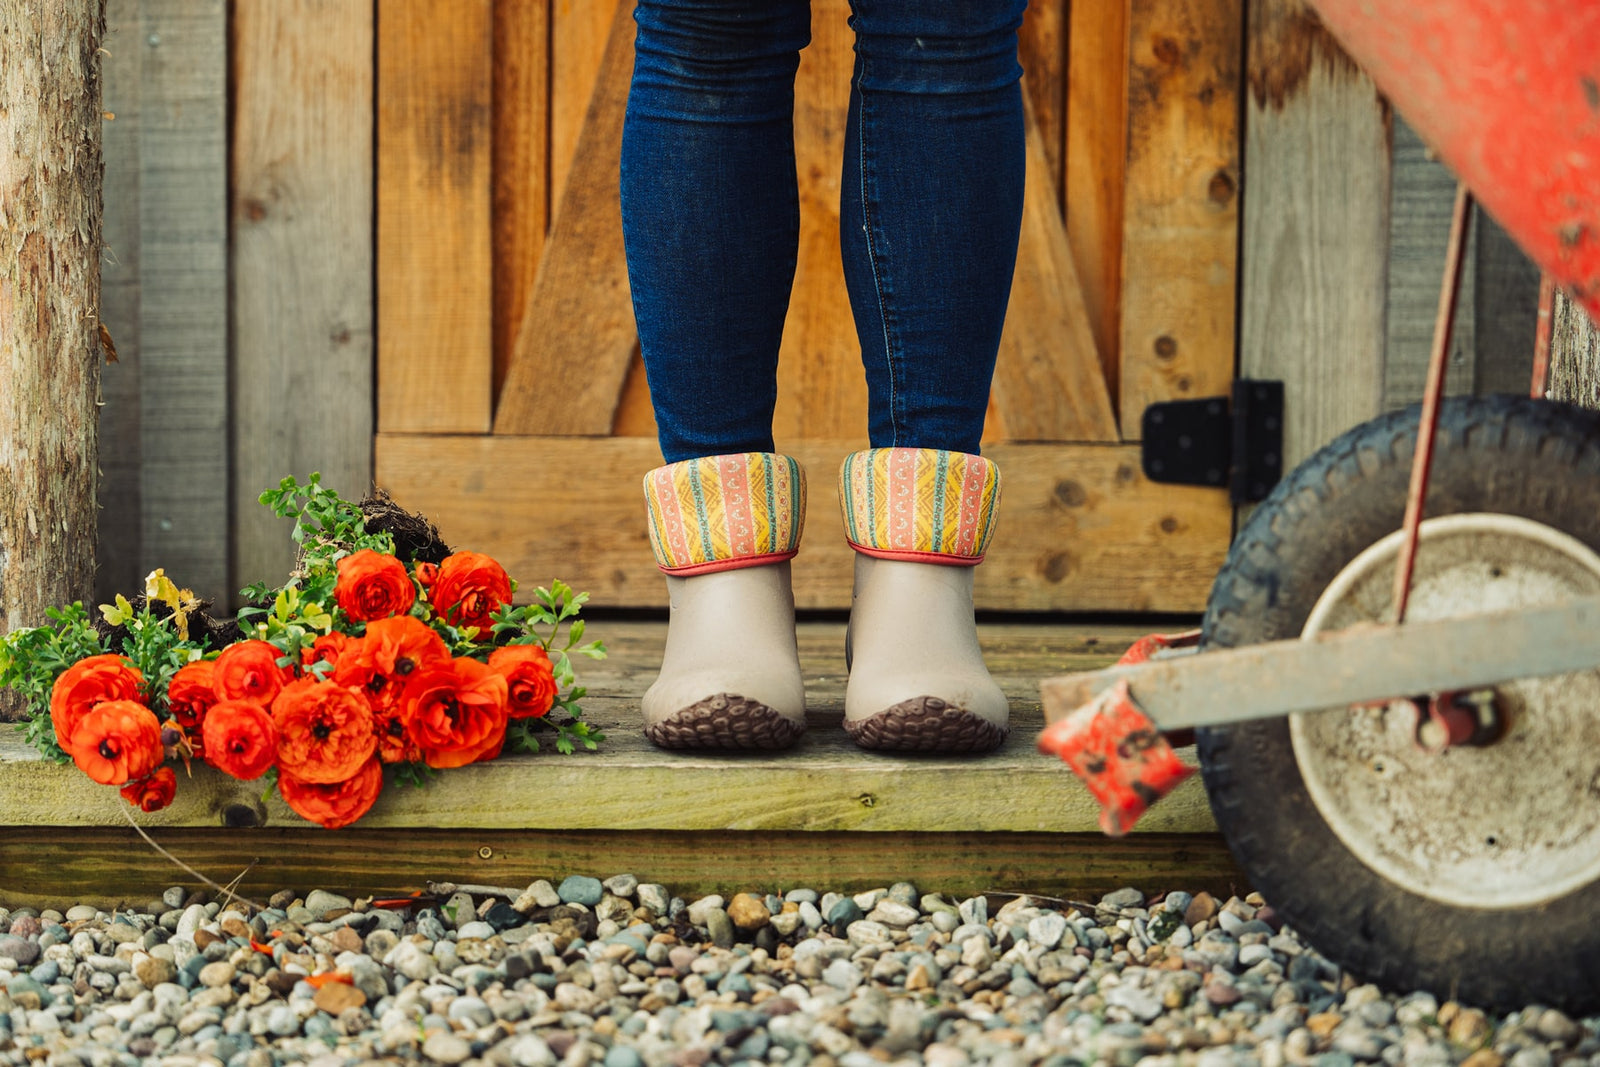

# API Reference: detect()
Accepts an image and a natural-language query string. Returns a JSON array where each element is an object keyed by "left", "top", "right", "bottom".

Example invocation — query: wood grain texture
[
  {"left": 774, "top": 0, "right": 867, "bottom": 445},
  {"left": 494, "top": 7, "right": 634, "bottom": 435},
  {"left": 232, "top": 0, "right": 374, "bottom": 600},
  {"left": 1065, "top": 0, "right": 1128, "bottom": 402},
  {"left": 1118, "top": 0, "right": 1241, "bottom": 434},
  {"left": 377, "top": 0, "right": 493, "bottom": 433},
  {"left": 1019, "top": 0, "right": 1068, "bottom": 203},
  {"left": 136, "top": 0, "right": 229, "bottom": 605},
  {"left": 1382, "top": 117, "right": 1476, "bottom": 412},
  {"left": 0, "top": 829, "right": 1245, "bottom": 911},
  {"left": 1549, "top": 288, "right": 1600, "bottom": 408},
  {"left": 991, "top": 91, "right": 1120, "bottom": 443},
  {"left": 1472, "top": 212, "right": 1540, "bottom": 397},
  {"left": 1239, "top": 0, "right": 1388, "bottom": 471},
  {"left": 550, "top": 0, "right": 621, "bottom": 207},
  {"left": 0, "top": 620, "right": 1214, "bottom": 835},
  {"left": 96, "top": 0, "right": 143, "bottom": 605},
  {"left": 493, "top": 0, "right": 550, "bottom": 398},
  {"left": 375, "top": 435, "right": 1229, "bottom": 612}
]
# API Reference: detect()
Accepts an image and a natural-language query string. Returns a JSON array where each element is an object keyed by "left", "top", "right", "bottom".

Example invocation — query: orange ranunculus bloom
[
  {"left": 202, "top": 700, "right": 279, "bottom": 781},
  {"left": 430, "top": 552, "right": 512, "bottom": 634},
  {"left": 214, "top": 640, "right": 294, "bottom": 707},
  {"left": 272, "top": 677, "right": 376, "bottom": 784},
  {"left": 372, "top": 703, "right": 422, "bottom": 764},
  {"left": 414, "top": 561, "right": 439, "bottom": 590},
  {"left": 121, "top": 765, "right": 178, "bottom": 812},
  {"left": 50, "top": 654, "right": 144, "bottom": 756},
  {"left": 302, "top": 632, "right": 351, "bottom": 673},
  {"left": 333, "top": 615, "right": 448, "bottom": 716},
  {"left": 165, "top": 660, "right": 218, "bottom": 736},
  {"left": 335, "top": 549, "right": 416, "bottom": 622},
  {"left": 488, "top": 644, "right": 558, "bottom": 719},
  {"left": 278, "top": 757, "right": 384, "bottom": 829},
  {"left": 404, "top": 657, "right": 509, "bottom": 769},
  {"left": 68, "top": 700, "right": 164, "bottom": 785}
]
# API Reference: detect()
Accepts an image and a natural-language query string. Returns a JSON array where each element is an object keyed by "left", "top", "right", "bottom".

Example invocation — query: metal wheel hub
[{"left": 1293, "top": 513, "right": 1600, "bottom": 909}]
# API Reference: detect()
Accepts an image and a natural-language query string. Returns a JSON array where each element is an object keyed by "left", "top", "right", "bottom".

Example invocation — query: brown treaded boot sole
[
  {"left": 844, "top": 696, "right": 1008, "bottom": 754},
  {"left": 643, "top": 694, "right": 806, "bottom": 751}
]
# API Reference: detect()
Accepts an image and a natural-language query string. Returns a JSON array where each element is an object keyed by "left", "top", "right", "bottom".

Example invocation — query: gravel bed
[{"left": 1, "top": 878, "right": 1595, "bottom": 1067}]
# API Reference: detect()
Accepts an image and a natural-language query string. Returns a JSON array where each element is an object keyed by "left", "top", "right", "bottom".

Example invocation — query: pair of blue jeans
[{"left": 620, "top": 0, "right": 1028, "bottom": 463}]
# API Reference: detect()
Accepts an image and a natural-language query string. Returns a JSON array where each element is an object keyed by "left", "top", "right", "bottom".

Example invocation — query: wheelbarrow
[{"left": 1038, "top": 0, "right": 1600, "bottom": 1014}]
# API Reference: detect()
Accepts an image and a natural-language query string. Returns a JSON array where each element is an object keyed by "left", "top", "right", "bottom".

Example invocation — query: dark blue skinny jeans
[{"left": 620, "top": 0, "right": 1027, "bottom": 463}]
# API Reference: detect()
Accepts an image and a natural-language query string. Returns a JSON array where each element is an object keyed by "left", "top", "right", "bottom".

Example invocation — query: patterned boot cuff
[
  {"left": 839, "top": 448, "right": 1001, "bottom": 566},
  {"left": 644, "top": 453, "right": 806, "bottom": 575}
]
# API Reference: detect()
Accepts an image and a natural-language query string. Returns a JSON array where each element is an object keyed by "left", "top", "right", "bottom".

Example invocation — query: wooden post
[
  {"left": 1548, "top": 291, "right": 1600, "bottom": 409},
  {"left": 0, "top": 1, "right": 106, "bottom": 717}
]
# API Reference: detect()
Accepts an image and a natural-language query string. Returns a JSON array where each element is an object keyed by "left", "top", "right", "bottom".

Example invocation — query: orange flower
[
  {"left": 414, "top": 562, "right": 439, "bottom": 590},
  {"left": 272, "top": 678, "right": 376, "bottom": 784},
  {"left": 333, "top": 615, "right": 448, "bottom": 716},
  {"left": 335, "top": 549, "right": 416, "bottom": 622},
  {"left": 278, "top": 757, "right": 384, "bottom": 829},
  {"left": 430, "top": 552, "right": 512, "bottom": 634},
  {"left": 373, "top": 704, "right": 422, "bottom": 764},
  {"left": 301, "top": 632, "right": 351, "bottom": 673},
  {"left": 214, "top": 640, "right": 294, "bottom": 707},
  {"left": 50, "top": 654, "right": 144, "bottom": 756},
  {"left": 165, "top": 660, "right": 218, "bottom": 735},
  {"left": 202, "top": 700, "right": 279, "bottom": 780},
  {"left": 489, "top": 644, "right": 558, "bottom": 719},
  {"left": 68, "top": 700, "right": 163, "bottom": 785},
  {"left": 404, "top": 657, "right": 508, "bottom": 769},
  {"left": 121, "top": 766, "right": 177, "bottom": 812}
]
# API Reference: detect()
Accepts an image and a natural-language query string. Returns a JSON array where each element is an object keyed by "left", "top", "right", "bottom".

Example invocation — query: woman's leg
[
  {"left": 623, "top": 0, "right": 815, "bottom": 750},
  {"left": 840, "top": 0, "right": 1027, "bottom": 452},
  {"left": 621, "top": 0, "right": 813, "bottom": 463},
  {"left": 835, "top": 0, "right": 1027, "bottom": 753}
]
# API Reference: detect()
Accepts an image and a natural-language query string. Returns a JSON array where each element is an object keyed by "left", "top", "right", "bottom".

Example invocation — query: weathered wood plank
[
  {"left": 1382, "top": 117, "right": 1476, "bottom": 412},
  {"left": 1239, "top": 0, "right": 1388, "bottom": 471},
  {"left": 0, "top": 829, "right": 1245, "bottom": 912},
  {"left": 232, "top": 0, "right": 374, "bottom": 597},
  {"left": 96, "top": 0, "right": 144, "bottom": 604},
  {"left": 137, "top": 0, "right": 229, "bottom": 605},
  {"left": 492, "top": 0, "right": 551, "bottom": 398},
  {"left": 375, "top": 436, "right": 1230, "bottom": 612},
  {"left": 771, "top": 0, "right": 866, "bottom": 445},
  {"left": 1118, "top": 0, "right": 1241, "bottom": 434},
  {"left": 1, "top": 620, "right": 1214, "bottom": 835},
  {"left": 376, "top": 0, "right": 493, "bottom": 433},
  {"left": 1065, "top": 0, "right": 1128, "bottom": 403},
  {"left": 494, "top": 8, "right": 634, "bottom": 435},
  {"left": 991, "top": 92, "right": 1121, "bottom": 443},
  {"left": 550, "top": 0, "right": 621, "bottom": 208},
  {"left": 1549, "top": 289, "right": 1600, "bottom": 408},
  {"left": 1472, "top": 212, "right": 1541, "bottom": 397},
  {"left": 1019, "top": 0, "right": 1068, "bottom": 202}
]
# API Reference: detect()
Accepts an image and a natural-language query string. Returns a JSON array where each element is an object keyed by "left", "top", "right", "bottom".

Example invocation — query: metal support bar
[{"left": 1039, "top": 595, "right": 1600, "bottom": 732}]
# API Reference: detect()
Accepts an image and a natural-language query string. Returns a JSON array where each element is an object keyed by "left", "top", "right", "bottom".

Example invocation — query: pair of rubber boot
[{"left": 639, "top": 448, "right": 1008, "bottom": 753}]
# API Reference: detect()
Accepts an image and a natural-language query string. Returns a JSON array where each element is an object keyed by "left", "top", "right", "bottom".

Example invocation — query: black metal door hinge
[{"left": 1141, "top": 380, "right": 1284, "bottom": 504}]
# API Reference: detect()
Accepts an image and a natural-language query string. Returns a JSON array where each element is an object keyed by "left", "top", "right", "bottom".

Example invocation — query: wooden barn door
[{"left": 375, "top": 0, "right": 1240, "bottom": 612}]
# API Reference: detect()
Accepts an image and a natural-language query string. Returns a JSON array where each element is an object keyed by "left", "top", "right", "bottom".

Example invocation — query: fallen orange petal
[
  {"left": 249, "top": 939, "right": 274, "bottom": 955},
  {"left": 304, "top": 972, "right": 354, "bottom": 988}
]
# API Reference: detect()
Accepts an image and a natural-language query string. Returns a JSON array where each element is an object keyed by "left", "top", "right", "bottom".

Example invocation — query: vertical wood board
[
  {"left": 1019, "top": 0, "right": 1068, "bottom": 201},
  {"left": 137, "top": 0, "right": 229, "bottom": 605},
  {"left": 97, "top": 0, "right": 143, "bottom": 604},
  {"left": 494, "top": 7, "right": 634, "bottom": 435},
  {"left": 231, "top": 0, "right": 375, "bottom": 597},
  {"left": 1118, "top": 0, "right": 1242, "bottom": 434},
  {"left": 1239, "top": 0, "right": 1388, "bottom": 471},
  {"left": 377, "top": 0, "right": 493, "bottom": 434},
  {"left": 1549, "top": 289, "right": 1600, "bottom": 409},
  {"left": 551, "top": 0, "right": 621, "bottom": 207},
  {"left": 492, "top": 0, "right": 551, "bottom": 397},
  {"left": 1065, "top": 0, "right": 1128, "bottom": 402},
  {"left": 1472, "top": 212, "right": 1540, "bottom": 397}
]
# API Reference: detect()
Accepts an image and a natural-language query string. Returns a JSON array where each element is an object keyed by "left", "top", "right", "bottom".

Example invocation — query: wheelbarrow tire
[{"left": 1198, "top": 393, "right": 1600, "bottom": 1013}]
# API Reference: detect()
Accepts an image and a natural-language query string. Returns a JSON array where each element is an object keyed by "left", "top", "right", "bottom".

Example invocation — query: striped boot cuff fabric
[
  {"left": 643, "top": 453, "right": 806, "bottom": 575},
  {"left": 838, "top": 448, "right": 1001, "bottom": 566}
]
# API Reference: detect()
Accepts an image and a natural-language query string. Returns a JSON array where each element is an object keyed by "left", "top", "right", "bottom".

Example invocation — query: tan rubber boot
[
  {"left": 838, "top": 448, "right": 1009, "bottom": 753},
  {"left": 640, "top": 452, "right": 807, "bottom": 750},
  {"left": 642, "top": 562, "right": 806, "bottom": 749}
]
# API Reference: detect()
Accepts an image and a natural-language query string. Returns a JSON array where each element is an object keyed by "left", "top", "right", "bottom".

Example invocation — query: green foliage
[{"left": 0, "top": 603, "right": 104, "bottom": 763}]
